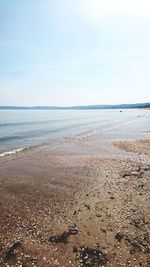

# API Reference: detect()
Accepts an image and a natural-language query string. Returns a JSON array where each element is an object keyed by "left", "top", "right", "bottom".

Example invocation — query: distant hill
[{"left": 0, "top": 103, "right": 150, "bottom": 110}]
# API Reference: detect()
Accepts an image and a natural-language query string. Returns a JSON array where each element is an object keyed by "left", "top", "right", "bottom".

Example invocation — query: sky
[{"left": 0, "top": 0, "right": 150, "bottom": 106}]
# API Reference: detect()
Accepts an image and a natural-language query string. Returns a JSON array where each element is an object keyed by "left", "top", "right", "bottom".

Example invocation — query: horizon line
[{"left": 0, "top": 102, "right": 150, "bottom": 110}]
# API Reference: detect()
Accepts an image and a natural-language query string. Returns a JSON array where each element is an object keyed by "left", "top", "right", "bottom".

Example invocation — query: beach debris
[
  {"left": 4, "top": 240, "right": 22, "bottom": 261},
  {"left": 131, "top": 217, "right": 149, "bottom": 229},
  {"left": 84, "top": 204, "right": 91, "bottom": 210},
  {"left": 138, "top": 183, "right": 144, "bottom": 189},
  {"left": 141, "top": 165, "right": 150, "bottom": 171},
  {"left": 122, "top": 172, "right": 131, "bottom": 178},
  {"left": 115, "top": 232, "right": 124, "bottom": 242},
  {"left": 73, "top": 209, "right": 81, "bottom": 215},
  {"left": 129, "top": 242, "right": 142, "bottom": 254},
  {"left": 110, "top": 196, "right": 115, "bottom": 200},
  {"left": 131, "top": 171, "right": 140, "bottom": 176},
  {"left": 48, "top": 225, "right": 78, "bottom": 244},
  {"left": 147, "top": 257, "right": 150, "bottom": 266},
  {"left": 122, "top": 165, "right": 147, "bottom": 179},
  {"left": 73, "top": 246, "right": 108, "bottom": 266},
  {"left": 101, "top": 228, "right": 106, "bottom": 233},
  {"left": 73, "top": 210, "right": 77, "bottom": 215},
  {"left": 96, "top": 214, "right": 101, "bottom": 217},
  {"left": 115, "top": 232, "right": 150, "bottom": 254},
  {"left": 22, "top": 219, "right": 29, "bottom": 228}
]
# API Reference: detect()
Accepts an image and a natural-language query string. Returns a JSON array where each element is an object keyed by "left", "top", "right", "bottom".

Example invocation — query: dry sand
[
  {"left": 113, "top": 139, "right": 150, "bottom": 155},
  {"left": 0, "top": 137, "right": 150, "bottom": 267}
]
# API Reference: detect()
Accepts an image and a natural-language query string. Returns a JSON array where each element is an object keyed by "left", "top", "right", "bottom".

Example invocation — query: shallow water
[{"left": 0, "top": 109, "right": 150, "bottom": 154}]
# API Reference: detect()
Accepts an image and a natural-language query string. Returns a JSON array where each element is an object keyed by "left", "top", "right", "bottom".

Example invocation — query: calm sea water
[{"left": 0, "top": 109, "right": 150, "bottom": 155}]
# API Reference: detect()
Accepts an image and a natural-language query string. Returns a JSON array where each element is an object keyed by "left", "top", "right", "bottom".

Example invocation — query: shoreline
[{"left": 0, "top": 136, "right": 150, "bottom": 266}]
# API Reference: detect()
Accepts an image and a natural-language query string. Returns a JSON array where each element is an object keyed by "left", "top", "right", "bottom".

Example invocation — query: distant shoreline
[{"left": 0, "top": 102, "right": 150, "bottom": 110}]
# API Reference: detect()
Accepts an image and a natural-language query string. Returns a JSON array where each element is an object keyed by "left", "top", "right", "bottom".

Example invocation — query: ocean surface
[{"left": 0, "top": 109, "right": 150, "bottom": 156}]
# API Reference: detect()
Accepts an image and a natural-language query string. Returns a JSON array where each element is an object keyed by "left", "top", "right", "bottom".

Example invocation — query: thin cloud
[
  {"left": 0, "top": 0, "right": 150, "bottom": 105},
  {"left": 80, "top": 0, "right": 150, "bottom": 25}
]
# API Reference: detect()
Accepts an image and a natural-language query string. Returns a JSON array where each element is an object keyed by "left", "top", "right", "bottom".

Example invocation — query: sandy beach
[
  {"left": 0, "top": 133, "right": 150, "bottom": 267},
  {"left": 1, "top": 0, "right": 150, "bottom": 265}
]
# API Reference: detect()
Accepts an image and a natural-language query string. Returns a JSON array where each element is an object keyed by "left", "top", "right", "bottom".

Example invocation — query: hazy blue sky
[{"left": 0, "top": 0, "right": 150, "bottom": 106}]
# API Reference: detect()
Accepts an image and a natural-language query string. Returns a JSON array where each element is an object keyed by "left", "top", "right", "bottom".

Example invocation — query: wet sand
[{"left": 0, "top": 136, "right": 150, "bottom": 267}]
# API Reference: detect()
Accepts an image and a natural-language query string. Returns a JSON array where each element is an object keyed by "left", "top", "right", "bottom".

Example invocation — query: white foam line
[
  {"left": 76, "top": 119, "right": 139, "bottom": 140},
  {"left": 0, "top": 147, "right": 26, "bottom": 157},
  {"left": 97, "top": 119, "right": 138, "bottom": 134}
]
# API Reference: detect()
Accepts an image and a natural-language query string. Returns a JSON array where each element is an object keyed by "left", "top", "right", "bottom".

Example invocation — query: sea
[{"left": 0, "top": 109, "right": 150, "bottom": 156}]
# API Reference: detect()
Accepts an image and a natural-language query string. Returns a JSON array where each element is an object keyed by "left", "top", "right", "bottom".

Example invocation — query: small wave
[{"left": 0, "top": 147, "right": 27, "bottom": 158}]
